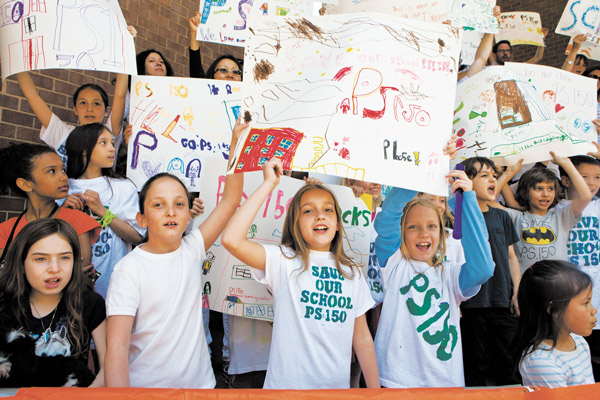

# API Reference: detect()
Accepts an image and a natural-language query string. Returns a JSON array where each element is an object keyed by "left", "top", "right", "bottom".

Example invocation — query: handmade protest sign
[
  {"left": 507, "top": 63, "right": 597, "bottom": 143},
  {"left": 127, "top": 76, "right": 242, "bottom": 190},
  {"left": 231, "top": 13, "right": 461, "bottom": 196},
  {"left": 496, "top": 12, "right": 545, "bottom": 46},
  {"left": 448, "top": 0, "right": 498, "bottom": 33},
  {"left": 453, "top": 65, "right": 596, "bottom": 166},
  {"left": 194, "top": 158, "right": 371, "bottom": 321},
  {"left": 460, "top": 30, "right": 484, "bottom": 66},
  {"left": 556, "top": 0, "right": 600, "bottom": 44},
  {"left": 337, "top": 0, "right": 449, "bottom": 23},
  {"left": 196, "top": 0, "right": 314, "bottom": 46},
  {"left": 565, "top": 37, "right": 600, "bottom": 61},
  {"left": 0, "top": 0, "right": 136, "bottom": 79}
]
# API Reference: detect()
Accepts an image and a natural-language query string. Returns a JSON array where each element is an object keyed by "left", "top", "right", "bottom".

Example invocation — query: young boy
[
  {"left": 558, "top": 154, "right": 600, "bottom": 380},
  {"left": 459, "top": 157, "right": 522, "bottom": 386}
]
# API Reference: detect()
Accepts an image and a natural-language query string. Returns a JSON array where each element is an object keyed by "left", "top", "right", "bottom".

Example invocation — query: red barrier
[{"left": 7, "top": 384, "right": 600, "bottom": 400}]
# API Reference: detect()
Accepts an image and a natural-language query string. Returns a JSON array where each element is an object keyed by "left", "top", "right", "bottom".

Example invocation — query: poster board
[
  {"left": 453, "top": 66, "right": 596, "bottom": 166},
  {"left": 460, "top": 30, "right": 484, "bottom": 66},
  {"left": 0, "top": 0, "right": 136, "bottom": 79},
  {"left": 231, "top": 13, "right": 461, "bottom": 196},
  {"left": 496, "top": 12, "right": 545, "bottom": 46},
  {"left": 127, "top": 75, "right": 242, "bottom": 190},
  {"left": 194, "top": 158, "right": 371, "bottom": 321},
  {"left": 556, "top": 0, "right": 600, "bottom": 44},
  {"left": 448, "top": 0, "right": 498, "bottom": 33},
  {"left": 196, "top": 0, "right": 315, "bottom": 46},
  {"left": 337, "top": 0, "right": 449, "bottom": 23}
]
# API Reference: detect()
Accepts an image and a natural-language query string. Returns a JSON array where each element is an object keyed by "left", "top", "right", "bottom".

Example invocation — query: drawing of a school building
[{"left": 235, "top": 127, "right": 304, "bottom": 173}]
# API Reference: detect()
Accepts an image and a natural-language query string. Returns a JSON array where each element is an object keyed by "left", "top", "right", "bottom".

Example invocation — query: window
[
  {"left": 279, "top": 139, "right": 293, "bottom": 149},
  {"left": 250, "top": 134, "right": 259, "bottom": 142},
  {"left": 266, "top": 135, "right": 274, "bottom": 145},
  {"left": 244, "top": 146, "right": 252, "bottom": 154},
  {"left": 258, "top": 157, "right": 269, "bottom": 166}
]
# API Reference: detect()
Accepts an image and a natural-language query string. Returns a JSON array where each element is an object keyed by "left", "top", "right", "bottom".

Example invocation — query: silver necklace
[{"left": 31, "top": 302, "right": 58, "bottom": 343}]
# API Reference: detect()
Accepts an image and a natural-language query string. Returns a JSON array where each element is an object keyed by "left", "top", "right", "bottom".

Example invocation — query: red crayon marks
[
  {"left": 235, "top": 127, "right": 305, "bottom": 173},
  {"left": 333, "top": 66, "right": 352, "bottom": 81}
]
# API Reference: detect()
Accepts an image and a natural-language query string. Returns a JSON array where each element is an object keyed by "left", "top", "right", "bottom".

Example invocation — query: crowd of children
[{"left": 1, "top": 5, "right": 600, "bottom": 393}]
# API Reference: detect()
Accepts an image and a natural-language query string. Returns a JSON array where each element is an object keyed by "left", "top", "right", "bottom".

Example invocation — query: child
[
  {"left": 16, "top": 71, "right": 127, "bottom": 163},
  {"left": 221, "top": 159, "right": 379, "bottom": 389},
  {"left": 0, "top": 143, "right": 99, "bottom": 267},
  {"left": 104, "top": 122, "right": 245, "bottom": 388},
  {"left": 515, "top": 260, "right": 596, "bottom": 387},
  {"left": 373, "top": 170, "right": 494, "bottom": 388},
  {"left": 459, "top": 157, "right": 521, "bottom": 386},
  {"left": 63, "top": 123, "right": 144, "bottom": 298},
  {"left": 500, "top": 152, "right": 592, "bottom": 273},
  {"left": 416, "top": 193, "right": 465, "bottom": 265},
  {"left": 0, "top": 219, "right": 107, "bottom": 387},
  {"left": 557, "top": 154, "right": 600, "bottom": 379}
]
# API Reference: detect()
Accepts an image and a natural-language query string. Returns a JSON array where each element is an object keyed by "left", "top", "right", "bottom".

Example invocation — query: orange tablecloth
[{"left": 8, "top": 384, "right": 600, "bottom": 399}]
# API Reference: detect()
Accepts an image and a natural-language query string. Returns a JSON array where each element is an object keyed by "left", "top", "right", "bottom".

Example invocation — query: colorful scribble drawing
[
  {"left": 235, "top": 13, "right": 460, "bottom": 195},
  {"left": 127, "top": 76, "right": 242, "bottom": 190},
  {"left": 449, "top": 0, "right": 498, "bottom": 33},
  {"left": 453, "top": 65, "right": 595, "bottom": 166},
  {"left": 1, "top": 0, "right": 135, "bottom": 79}
]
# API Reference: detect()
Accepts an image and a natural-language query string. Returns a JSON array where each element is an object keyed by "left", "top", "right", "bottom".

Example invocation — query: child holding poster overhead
[
  {"left": 373, "top": 168, "right": 494, "bottom": 387},
  {"left": 221, "top": 159, "right": 379, "bottom": 389},
  {"left": 499, "top": 153, "right": 592, "bottom": 273}
]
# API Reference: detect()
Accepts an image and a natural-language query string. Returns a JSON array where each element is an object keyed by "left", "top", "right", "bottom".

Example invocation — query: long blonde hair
[
  {"left": 400, "top": 197, "right": 447, "bottom": 268},
  {"left": 280, "top": 184, "right": 359, "bottom": 279}
]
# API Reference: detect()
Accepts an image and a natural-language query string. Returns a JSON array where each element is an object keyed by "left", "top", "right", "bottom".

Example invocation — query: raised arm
[
  {"left": 451, "top": 171, "right": 494, "bottom": 293},
  {"left": 109, "top": 73, "right": 128, "bottom": 137},
  {"left": 373, "top": 187, "right": 417, "bottom": 268},
  {"left": 221, "top": 158, "right": 282, "bottom": 271},
  {"left": 16, "top": 71, "right": 52, "bottom": 128},
  {"left": 198, "top": 118, "right": 247, "bottom": 249},
  {"left": 552, "top": 152, "right": 592, "bottom": 216},
  {"left": 525, "top": 28, "right": 548, "bottom": 64},
  {"left": 465, "top": 6, "right": 500, "bottom": 79},
  {"left": 561, "top": 34, "right": 587, "bottom": 72},
  {"left": 189, "top": 12, "right": 206, "bottom": 78}
]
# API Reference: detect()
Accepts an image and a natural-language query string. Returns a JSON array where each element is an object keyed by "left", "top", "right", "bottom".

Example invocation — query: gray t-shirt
[{"left": 506, "top": 206, "right": 579, "bottom": 273}]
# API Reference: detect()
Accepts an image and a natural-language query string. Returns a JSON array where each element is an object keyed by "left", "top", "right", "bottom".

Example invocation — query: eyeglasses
[
  {"left": 215, "top": 67, "right": 242, "bottom": 76},
  {"left": 497, "top": 49, "right": 511, "bottom": 54}
]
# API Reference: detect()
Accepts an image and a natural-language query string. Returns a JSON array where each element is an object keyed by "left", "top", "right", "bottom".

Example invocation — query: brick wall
[
  {"left": 0, "top": 1, "right": 596, "bottom": 221},
  {"left": 0, "top": 0, "right": 243, "bottom": 222}
]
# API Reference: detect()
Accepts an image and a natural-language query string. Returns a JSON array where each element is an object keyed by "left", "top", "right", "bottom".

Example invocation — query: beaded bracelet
[{"left": 100, "top": 209, "right": 117, "bottom": 229}]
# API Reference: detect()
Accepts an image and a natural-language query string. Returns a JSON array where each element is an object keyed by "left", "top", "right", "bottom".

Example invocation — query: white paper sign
[
  {"left": 0, "top": 0, "right": 136, "bottom": 79},
  {"left": 194, "top": 158, "right": 371, "bottom": 321},
  {"left": 196, "top": 0, "right": 315, "bottom": 46},
  {"left": 127, "top": 76, "right": 242, "bottom": 190},
  {"left": 449, "top": 0, "right": 498, "bottom": 33},
  {"left": 496, "top": 12, "right": 545, "bottom": 46},
  {"left": 556, "top": 0, "right": 600, "bottom": 44},
  {"left": 231, "top": 13, "right": 461, "bottom": 196},
  {"left": 453, "top": 66, "right": 596, "bottom": 166},
  {"left": 565, "top": 37, "right": 600, "bottom": 61},
  {"left": 337, "top": 0, "right": 449, "bottom": 23},
  {"left": 460, "top": 29, "right": 484, "bottom": 66}
]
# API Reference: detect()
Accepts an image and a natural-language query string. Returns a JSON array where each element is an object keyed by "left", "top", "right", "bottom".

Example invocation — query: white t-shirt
[
  {"left": 106, "top": 229, "right": 215, "bottom": 388},
  {"left": 520, "top": 334, "right": 594, "bottom": 388},
  {"left": 558, "top": 199, "right": 600, "bottom": 327},
  {"left": 68, "top": 176, "right": 144, "bottom": 298},
  {"left": 228, "top": 316, "right": 272, "bottom": 375},
  {"left": 40, "top": 113, "right": 75, "bottom": 164},
  {"left": 252, "top": 245, "right": 374, "bottom": 389},
  {"left": 445, "top": 228, "right": 465, "bottom": 265},
  {"left": 375, "top": 249, "right": 477, "bottom": 388}
]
